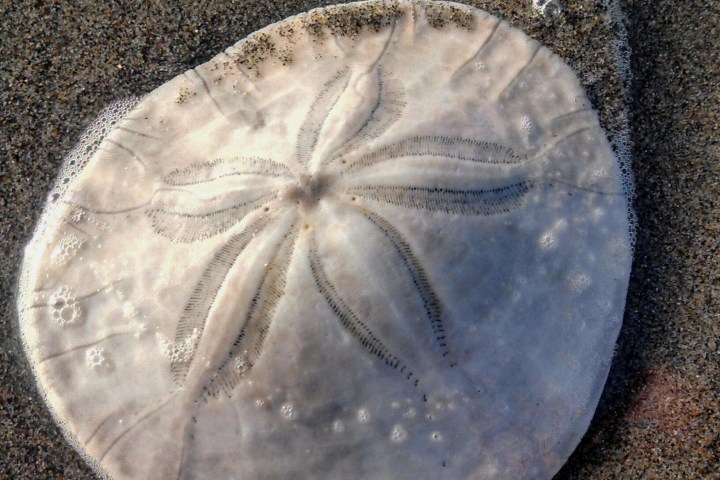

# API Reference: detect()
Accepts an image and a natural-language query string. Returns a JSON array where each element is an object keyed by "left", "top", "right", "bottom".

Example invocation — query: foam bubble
[
  {"left": 332, "top": 420, "right": 345, "bottom": 433},
  {"left": 50, "top": 234, "right": 84, "bottom": 267},
  {"left": 49, "top": 286, "right": 82, "bottom": 327},
  {"left": 390, "top": 424, "right": 408, "bottom": 443},
  {"left": 539, "top": 232, "right": 556, "bottom": 250},
  {"left": 568, "top": 273, "right": 591, "bottom": 295},
  {"left": 403, "top": 407, "right": 417, "bottom": 419},
  {"left": 280, "top": 402, "right": 297, "bottom": 420},
  {"left": 86, "top": 347, "right": 109, "bottom": 371},
  {"left": 357, "top": 408, "right": 371, "bottom": 423},
  {"left": 156, "top": 328, "right": 200, "bottom": 363}
]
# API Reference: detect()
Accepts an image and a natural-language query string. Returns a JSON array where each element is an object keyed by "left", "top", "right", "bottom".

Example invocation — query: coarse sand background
[{"left": 1, "top": 0, "right": 717, "bottom": 478}]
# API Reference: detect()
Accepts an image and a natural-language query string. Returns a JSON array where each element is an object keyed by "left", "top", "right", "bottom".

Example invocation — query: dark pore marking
[
  {"left": 203, "top": 224, "right": 300, "bottom": 399},
  {"left": 349, "top": 205, "right": 455, "bottom": 367},
  {"left": 347, "top": 182, "right": 534, "bottom": 216},
  {"left": 343, "top": 135, "right": 525, "bottom": 174},
  {"left": 281, "top": 174, "right": 335, "bottom": 208},
  {"left": 308, "top": 232, "right": 421, "bottom": 388},
  {"left": 169, "top": 215, "right": 273, "bottom": 385},
  {"left": 296, "top": 68, "right": 350, "bottom": 166}
]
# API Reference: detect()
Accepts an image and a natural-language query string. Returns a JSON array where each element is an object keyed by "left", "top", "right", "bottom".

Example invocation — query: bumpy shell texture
[{"left": 17, "top": 1, "right": 633, "bottom": 479}]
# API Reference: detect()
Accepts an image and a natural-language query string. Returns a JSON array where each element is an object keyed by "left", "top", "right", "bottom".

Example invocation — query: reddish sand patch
[{"left": 627, "top": 365, "right": 705, "bottom": 435}]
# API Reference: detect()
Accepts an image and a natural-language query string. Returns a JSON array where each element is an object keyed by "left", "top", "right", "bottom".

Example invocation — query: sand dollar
[{"left": 17, "top": 1, "right": 633, "bottom": 479}]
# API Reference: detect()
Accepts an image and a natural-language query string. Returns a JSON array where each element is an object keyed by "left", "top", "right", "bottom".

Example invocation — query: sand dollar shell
[{"left": 17, "top": 1, "right": 633, "bottom": 479}]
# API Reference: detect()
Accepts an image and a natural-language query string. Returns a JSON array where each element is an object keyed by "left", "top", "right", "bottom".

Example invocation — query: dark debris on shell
[
  {"left": 301, "top": 1, "right": 404, "bottom": 39},
  {"left": 424, "top": 2, "right": 474, "bottom": 30},
  {"left": 233, "top": 1, "right": 406, "bottom": 74},
  {"left": 233, "top": 32, "right": 277, "bottom": 75}
]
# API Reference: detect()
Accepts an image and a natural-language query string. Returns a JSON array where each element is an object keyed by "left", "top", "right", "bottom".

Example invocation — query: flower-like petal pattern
[{"left": 149, "top": 62, "right": 544, "bottom": 402}]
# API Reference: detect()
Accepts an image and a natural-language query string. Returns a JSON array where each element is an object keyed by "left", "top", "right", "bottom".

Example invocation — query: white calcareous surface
[{"left": 17, "top": 1, "right": 633, "bottom": 479}]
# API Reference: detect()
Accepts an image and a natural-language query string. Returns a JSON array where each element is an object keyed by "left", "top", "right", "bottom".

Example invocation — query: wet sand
[{"left": 1, "top": 1, "right": 717, "bottom": 478}]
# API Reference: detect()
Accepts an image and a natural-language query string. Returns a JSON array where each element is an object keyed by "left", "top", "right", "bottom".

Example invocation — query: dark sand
[{"left": 1, "top": 1, "right": 717, "bottom": 478}]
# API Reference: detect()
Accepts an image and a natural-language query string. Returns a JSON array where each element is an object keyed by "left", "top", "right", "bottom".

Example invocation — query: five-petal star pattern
[{"left": 146, "top": 64, "right": 536, "bottom": 402}]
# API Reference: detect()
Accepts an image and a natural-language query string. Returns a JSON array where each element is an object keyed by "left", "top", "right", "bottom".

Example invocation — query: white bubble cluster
[
  {"left": 357, "top": 408, "right": 371, "bottom": 423},
  {"left": 50, "top": 234, "right": 84, "bottom": 266},
  {"left": 46, "top": 97, "right": 141, "bottom": 205},
  {"left": 69, "top": 209, "right": 86, "bottom": 224},
  {"left": 156, "top": 328, "right": 200, "bottom": 363},
  {"left": 49, "top": 285, "right": 82, "bottom": 326},
  {"left": 233, "top": 355, "right": 251, "bottom": 375},
  {"left": 590, "top": 168, "right": 609, "bottom": 185},
  {"left": 122, "top": 301, "right": 137, "bottom": 319},
  {"left": 403, "top": 407, "right": 417, "bottom": 419},
  {"left": 280, "top": 402, "right": 297, "bottom": 420},
  {"left": 539, "top": 232, "right": 556, "bottom": 250},
  {"left": 520, "top": 116, "right": 532, "bottom": 139},
  {"left": 332, "top": 420, "right": 345, "bottom": 433},
  {"left": 134, "top": 322, "right": 149, "bottom": 339},
  {"left": 539, "top": 219, "right": 568, "bottom": 250},
  {"left": 86, "top": 346, "right": 109, "bottom": 371},
  {"left": 591, "top": 207, "right": 606, "bottom": 221},
  {"left": 389, "top": 424, "right": 408, "bottom": 443},
  {"left": 568, "top": 273, "right": 591, "bottom": 295}
]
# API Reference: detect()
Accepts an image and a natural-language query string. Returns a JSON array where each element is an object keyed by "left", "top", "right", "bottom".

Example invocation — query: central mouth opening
[{"left": 282, "top": 174, "right": 333, "bottom": 207}]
